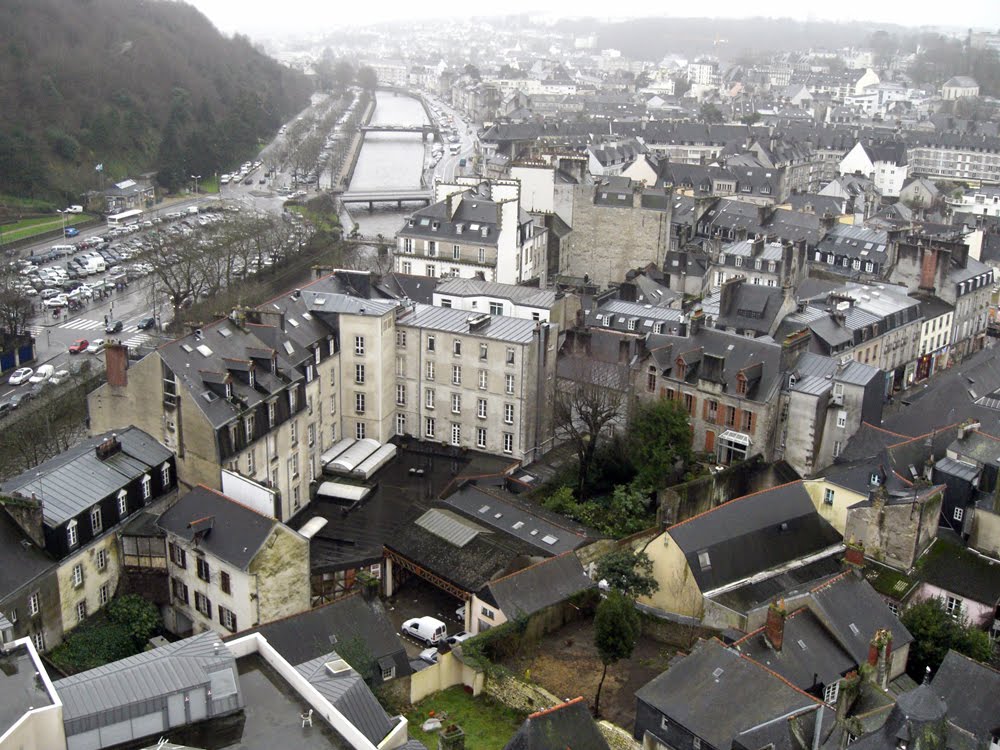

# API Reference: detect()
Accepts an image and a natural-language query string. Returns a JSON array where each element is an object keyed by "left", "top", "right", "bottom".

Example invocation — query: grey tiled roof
[
  {"left": 484, "top": 552, "right": 595, "bottom": 620},
  {"left": 434, "top": 278, "right": 556, "bottom": 308},
  {"left": 296, "top": 654, "right": 395, "bottom": 745},
  {"left": 931, "top": 650, "right": 1000, "bottom": 742},
  {"left": 397, "top": 303, "right": 539, "bottom": 343}
]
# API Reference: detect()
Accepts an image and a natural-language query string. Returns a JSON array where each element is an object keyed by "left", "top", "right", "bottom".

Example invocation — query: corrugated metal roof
[
  {"left": 55, "top": 632, "right": 235, "bottom": 722},
  {"left": 434, "top": 278, "right": 556, "bottom": 309},
  {"left": 296, "top": 654, "right": 394, "bottom": 746},
  {"left": 399, "top": 304, "right": 538, "bottom": 343},
  {"left": 414, "top": 508, "right": 481, "bottom": 548}
]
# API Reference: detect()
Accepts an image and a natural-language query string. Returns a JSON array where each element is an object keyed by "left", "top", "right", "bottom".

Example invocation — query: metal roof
[
  {"left": 55, "top": 632, "right": 236, "bottom": 723},
  {"left": 296, "top": 654, "right": 395, "bottom": 746},
  {"left": 2, "top": 427, "right": 172, "bottom": 527},
  {"left": 414, "top": 508, "right": 482, "bottom": 548},
  {"left": 398, "top": 303, "right": 539, "bottom": 343},
  {"left": 434, "top": 278, "right": 557, "bottom": 309}
]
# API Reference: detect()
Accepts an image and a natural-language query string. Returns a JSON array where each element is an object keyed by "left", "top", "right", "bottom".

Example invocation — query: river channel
[{"left": 345, "top": 91, "right": 429, "bottom": 239}]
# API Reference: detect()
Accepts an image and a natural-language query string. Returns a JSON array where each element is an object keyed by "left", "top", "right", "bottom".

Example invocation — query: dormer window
[
  {"left": 67, "top": 519, "right": 78, "bottom": 548},
  {"left": 141, "top": 474, "right": 152, "bottom": 500},
  {"left": 224, "top": 382, "right": 232, "bottom": 399},
  {"left": 735, "top": 257, "right": 742, "bottom": 267},
  {"left": 870, "top": 472, "right": 882, "bottom": 486},
  {"left": 248, "top": 369, "right": 255, "bottom": 388},
  {"left": 736, "top": 374, "right": 747, "bottom": 395},
  {"left": 675, "top": 359, "right": 686, "bottom": 380}
]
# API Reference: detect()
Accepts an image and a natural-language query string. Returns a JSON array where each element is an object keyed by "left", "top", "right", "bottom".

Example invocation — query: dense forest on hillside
[{"left": 0, "top": 0, "right": 313, "bottom": 200}]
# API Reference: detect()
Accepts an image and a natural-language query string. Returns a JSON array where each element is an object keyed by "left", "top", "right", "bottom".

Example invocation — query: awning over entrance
[{"left": 718, "top": 430, "right": 751, "bottom": 447}]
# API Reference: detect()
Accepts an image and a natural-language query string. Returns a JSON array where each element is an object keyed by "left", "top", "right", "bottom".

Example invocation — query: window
[
  {"left": 118, "top": 491, "right": 128, "bottom": 518},
  {"left": 396, "top": 330, "right": 407, "bottom": 348},
  {"left": 355, "top": 364, "right": 365, "bottom": 384},
  {"left": 28, "top": 592, "right": 39, "bottom": 617},
  {"left": 453, "top": 244, "right": 461, "bottom": 259},
  {"left": 290, "top": 420, "right": 298, "bottom": 446},
  {"left": 452, "top": 365, "right": 462, "bottom": 385},
  {"left": 945, "top": 596, "right": 962, "bottom": 620},
  {"left": 477, "top": 399, "right": 487, "bottom": 418},
  {"left": 99, "top": 583, "right": 109, "bottom": 606},
  {"left": 476, "top": 427, "right": 487, "bottom": 448},
  {"left": 426, "top": 263, "right": 436, "bottom": 277},
  {"left": 425, "top": 417, "right": 436, "bottom": 438},
  {"left": 161, "top": 463, "right": 171, "bottom": 487},
  {"left": 169, "top": 542, "right": 187, "bottom": 569},
  {"left": 428, "top": 240, "right": 437, "bottom": 257},
  {"left": 824, "top": 681, "right": 840, "bottom": 705},
  {"left": 381, "top": 665, "right": 396, "bottom": 680},
  {"left": 307, "top": 423, "right": 315, "bottom": 447},
  {"left": 195, "top": 591, "right": 212, "bottom": 617},
  {"left": 489, "top": 302, "right": 503, "bottom": 316},
  {"left": 220, "top": 571, "right": 231, "bottom": 595},
  {"left": 72, "top": 564, "right": 84, "bottom": 588},
  {"left": 481, "top": 605, "right": 495, "bottom": 619},
  {"left": 425, "top": 388, "right": 435, "bottom": 408},
  {"left": 396, "top": 384, "right": 406, "bottom": 406},
  {"left": 427, "top": 335, "right": 436, "bottom": 352},
  {"left": 478, "top": 247, "right": 486, "bottom": 263},
  {"left": 707, "top": 400, "right": 718, "bottom": 421},
  {"left": 219, "top": 605, "right": 238, "bottom": 633},
  {"left": 725, "top": 406, "right": 736, "bottom": 426},
  {"left": 453, "top": 339, "right": 462, "bottom": 356},
  {"left": 479, "top": 370, "right": 488, "bottom": 389},
  {"left": 246, "top": 449, "right": 255, "bottom": 476},
  {"left": 356, "top": 422, "right": 366, "bottom": 439},
  {"left": 197, "top": 556, "right": 210, "bottom": 582},
  {"left": 824, "top": 488, "right": 835, "bottom": 505},
  {"left": 396, "top": 356, "right": 405, "bottom": 377},
  {"left": 96, "top": 548, "right": 108, "bottom": 571},
  {"left": 452, "top": 393, "right": 461, "bottom": 413},
  {"left": 90, "top": 505, "right": 103, "bottom": 534},
  {"left": 289, "top": 388, "right": 297, "bottom": 412},
  {"left": 305, "top": 364, "right": 314, "bottom": 383},
  {"left": 504, "top": 403, "right": 514, "bottom": 424},
  {"left": 76, "top": 600, "right": 87, "bottom": 622},
  {"left": 451, "top": 423, "right": 461, "bottom": 446},
  {"left": 244, "top": 415, "right": 255, "bottom": 442},
  {"left": 693, "top": 737, "right": 702, "bottom": 750},
  {"left": 479, "top": 343, "right": 488, "bottom": 360},
  {"left": 67, "top": 519, "right": 78, "bottom": 547},
  {"left": 741, "top": 411, "right": 753, "bottom": 431},
  {"left": 954, "top": 506, "right": 964, "bottom": 522},
  {"left": 426, "top": 360, "right": 435, "bottom": 380},
  {"left": 836, "top": 410, "right": 848, "bottom": 428},
  {"left": 503, "top": 432, "right": 514, "bottom": 454},
  {"left": 355, "top": 393, "right": 366, "bottom": 414},
  {"left": 506, "top": 348, "right": 515, "bottom": 366},
  {"left": 401, "top": 260, "right": 412, "bottom": 274},
  {"left": 396, "top": 413, "right": 406, "bottom": 436},
  {"left": 171, "top": 577, "right": 189, "bottom": 604},
  {"left": 354, "top": 336, "right": 365, "bottom": 356},
  {"left": 32, "top": 632, "right": 44, "bottom": 652},
  {"left": 834, "top": 440, "right": 843, "bottom": 458},
  {"left": 505, "top": 374, "right": 514, "bottom": 394}
]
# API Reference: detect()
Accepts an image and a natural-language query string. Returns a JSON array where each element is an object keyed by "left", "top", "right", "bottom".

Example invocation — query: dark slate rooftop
[
  {"left": 667, "top": 481, "right": 843, "bottom": 592},
  {"left": 2, "top": 427, "right": 172, "bottom": 527},
  {"left": 483, "top": 552, "right": 595, "bottom": 620},
  {"left": 397, "top": 191, "right": 502, "bottom": 246},
  {"left": 0, "top": 512, "right": 54, "bottom": 601},
  {"left": 931, "top": 650, "right": 1000, "bottom": 742},
  {"left": 708, "top": 554, "right": 845, "bottom": 616},
  {"left": 735, "top": 607, "right": 855, "bottom": 690},
  {"left": 917, "top": 539, "right": 1000, "bottom": 605},
  {"left": 233, "top": 593, "right": 411, "bottom": 682},
  {"left": 157, "top": 486, "right": 276, "bottom": 571},
  {"left": 635, "top": 639, "right": 818, "bottom": 750},
  {"left": 503, "top": 697, "right": 610, "bottom": 750}
]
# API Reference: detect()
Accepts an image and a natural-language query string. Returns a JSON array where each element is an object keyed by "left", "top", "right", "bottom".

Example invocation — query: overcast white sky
[{"left": 185, "top": 0, "right": 1000, "bottom": 38}]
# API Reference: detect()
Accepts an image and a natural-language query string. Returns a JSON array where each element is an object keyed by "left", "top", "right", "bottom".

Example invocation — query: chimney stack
[
  {"left": 688, "top": 309, "right": 705, "bottom": 336},
  {"left": 104, "top": 343, "right": 129, "bottom": 388},
  {"left": 780, "top": 328, "right": 811, "bottom": 372},
  {"left": 844, "top": 542, "right": 865, "bottom": 569},
  {"left": 765, "top": 600, "right": 786, "bottom": 652},
  {"left": 867, "top": 630, "right": 893, "bottom": 690}
]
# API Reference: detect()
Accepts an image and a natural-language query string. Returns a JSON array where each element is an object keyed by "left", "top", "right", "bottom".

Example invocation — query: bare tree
[
  {"left": 0, "top": 264, "right": 33, "bottom": 338},
  {"left": 554, "top": 358, "right": 627, "bottom": 500}
]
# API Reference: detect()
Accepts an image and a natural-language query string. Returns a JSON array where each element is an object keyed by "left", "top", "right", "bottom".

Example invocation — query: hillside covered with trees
[{"left": 0, "top": 0, "right": 313, "bottom": 200}]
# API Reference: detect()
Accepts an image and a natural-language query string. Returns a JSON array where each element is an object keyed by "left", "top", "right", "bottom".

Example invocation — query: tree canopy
[
  {"left": 595, "top": 549, "right": 659, "bottom": 600},
  {"left": 627, "top": 398, "right": 693, "bottom": 491},
  {"left": 593, "top": 590, "right": 640, "bottom": 716},
  {"left": 900, "top": 597, "right": 994, "bottom": 679}
]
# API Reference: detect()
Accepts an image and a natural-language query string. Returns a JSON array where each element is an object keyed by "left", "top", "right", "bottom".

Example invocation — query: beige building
[{"left": 158, "top": 486, "right": 310, "bottom": 637}]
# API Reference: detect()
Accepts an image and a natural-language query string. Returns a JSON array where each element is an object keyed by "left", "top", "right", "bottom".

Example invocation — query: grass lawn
[
  {"left": 0, "top": 213, "right": 94, "bottom": 244},
  {"left": 198, "top": 176, "right": 220, "bottom": 194},
  {"left": 404, "top": 686, "right": 526, "bottom": 750}
]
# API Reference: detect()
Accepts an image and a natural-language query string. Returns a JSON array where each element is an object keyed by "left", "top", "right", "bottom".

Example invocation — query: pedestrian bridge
[
  {"left": 339, "top": 188, "right": 433, "bottom": 208},
  {"left": 361, "top": 124, "right": 436, "bottom": 135}
]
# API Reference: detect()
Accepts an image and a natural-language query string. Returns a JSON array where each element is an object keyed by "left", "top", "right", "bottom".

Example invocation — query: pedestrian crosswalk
[
  {"left": 122, "top": 333, "right": 155, "bottom": 349},
  {"left": 58, "top": 318, "right": 104, "bottom": 331},
  {"left": 26, "top": 326, "right": 44, "bottom": 337}
]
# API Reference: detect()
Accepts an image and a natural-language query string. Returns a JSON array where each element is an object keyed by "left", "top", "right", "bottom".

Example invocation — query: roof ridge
[
  {"left": 859, "top": 421, "right": 910, "bottom": 440},
  {"left": 667, "top": 479, "right": 805, "bottom": 532},
  {"left": 487, "top": 550, "right": 578, "bottom": 588},
  {"left": 731, "top": 626, "right": 766, "bottom": 647},
  {"left": 946, "top": 649, "right": 1000, "bottom": 676},
  {"left": 526, "top": 695, "right": 587, "bottom": 720},
  {"left": 735, "top": 650, "right": 825, "bottom": 706},
  {"left": 230, "top": 590, "right": 365, "bottom": 637},
  {"left": 809, "top": 569, "right": 851, "bottom": 594},
  {"left": 888, "top": 422, "right": 962, "bottom": 449}
]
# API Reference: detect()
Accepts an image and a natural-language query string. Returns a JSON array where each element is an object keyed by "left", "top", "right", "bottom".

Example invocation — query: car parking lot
[{"left": 384, "top": 578, "right": 468, "bottom": 659}]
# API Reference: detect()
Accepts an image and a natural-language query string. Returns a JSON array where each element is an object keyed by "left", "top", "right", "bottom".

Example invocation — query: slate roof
[
  {"left": 233, "top": 593, "right": 411, "bottom": 681},
  {"left": 157, "top": 486, "right": 277, "bottom": 570},
  {"left": 735, "top": 608, "right": 855, "bottom": 690},
  {"left": 708, "top": 554, "right": 845, "bottom": 616},
  {"left": 0, "top": 513, "right": 54, "bottom": 601},
  {"left": 2, "top": 427, "right": 172, "bottom": 527},
  {"left": 483, "top": 552, "right": 595, "bottom": 620},
  {"left": 397, "top": 191, "right": 502, "bottom": 246},
  {"left": 931, "top": 650, "right": 1000, "bottom": 742},
  {"left": 814, "top": 225, "right": 889, "bottom": 263},
  {"left": 397, "top": 303, "right": 539, "bottom": 344},
  {"left": 917, "top": 539, "right": 1000, "bottom": 605},
  {"left": 504, "top": 697, "right": 610, "bottom": 750},
  {"left": 55, "top": 631, "right": 238, "bottom": 722},
  {"left": 635, "top": 639, "right": 818, "bottom": 750},
  {"left": 666, "top": 481, "right": 843, "bottom": 592},
  {"left": 296, "top": 654, "right": 395, "bottom": 746},
  {"left": 715, "top": 283, "right": 787, "bottom": 335},
  {"left": 433, "top": 278, "right": 556, "bottom": 309},
  {"left": 589, "top": 299, "right": 684, "bottom": 333}
]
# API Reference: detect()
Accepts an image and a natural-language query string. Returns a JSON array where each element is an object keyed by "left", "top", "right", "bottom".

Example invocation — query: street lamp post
[{"left": 190, "top": 174, "right": 201, "bottom": 196}]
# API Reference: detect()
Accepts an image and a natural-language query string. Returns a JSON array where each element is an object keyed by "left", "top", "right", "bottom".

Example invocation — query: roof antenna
[{"left": 922, "top": 666, "right": 931, "bottom": 684}]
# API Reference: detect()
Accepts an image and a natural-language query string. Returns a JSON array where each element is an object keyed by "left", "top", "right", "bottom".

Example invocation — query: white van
[
  {"left": 85, "top": 257, "right": 106, "bottom": 275},
  {"left": 402, "top": 616, "right": 447, "bottom": 645}
]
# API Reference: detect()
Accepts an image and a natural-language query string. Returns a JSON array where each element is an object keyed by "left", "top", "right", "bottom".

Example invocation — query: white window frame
[
  {"left": 72, "top": 564, "right": 84, "bottom": 588},
  {"left": 451, "top": 423, "right": 461, "bottom": 446},
  {"left": 505, "top": 374, "right": 515, "bottom": 394},
  {"left": 67, "top": 519, "right": 78, "bottom": 548},
  {"left": 824, "top": 680, "right": 840, "bottom": 705},
  {"left": 354, "top": 335, "right": 365, "bottom": 356},
  {"left": 96, "top": 548, "right": 108, "bottom": 571},
  {"left": 476, "top": 427, "right": 487, "bottom": 449},
  {"left": 503, "top": 432, "right": 514, "bottom": 454},
  {"left": 90, "top": 505, "right": 102, "bottom": 534},
  {"left": 504, "top": 403, "right": 514, "bottom": 424},
  {"left": 479, "top": 370, "right": 488, "bottom": 390},
  {"left": 954, "top": 506, "right": 964, "bottom": 522},
  {"left": 824, "top": 488, "right": 835, "bottom": 505},
  {"left": 28, "top": 592, "right": 40, "bottom": 617},
  {"left": 76, "top": 600, "right": 87, "bottom": 623},
  {"left": 118, "top": 490, "right": 128, "bottom": 517},
  {"left": 425, "top": 417, "right": 436, "bottom": 439}
]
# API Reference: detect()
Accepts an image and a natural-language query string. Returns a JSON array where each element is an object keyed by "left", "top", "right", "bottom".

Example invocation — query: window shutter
[
  {"left": 716, "top": 404, "right": 725, "bottom": 426},
  {"left": 749, "top": 412, "right": 756, "bottom": 434},
  {"left": 734, "top": 408, "right": 743, "bottom": 431}
]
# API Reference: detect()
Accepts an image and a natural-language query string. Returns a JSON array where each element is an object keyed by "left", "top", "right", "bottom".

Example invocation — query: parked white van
[
  {"left": 402, "top": 616, "right": 447, "bottom": 645},
  {"left": 85, "top": 257, "right": 106, "bottom": 274}
]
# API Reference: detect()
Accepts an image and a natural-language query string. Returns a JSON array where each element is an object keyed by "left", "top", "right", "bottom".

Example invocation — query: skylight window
[
  {"left": 797, "top": 640, "right": 807, "bottom": 650},
  {"left": 302, "top": 312, "right": 313, "bottom": 320},
  {"left": 848, "top": 623, "right": 860, "bottom": 636},
  {"left": 283, "top": 341, "right": 295, "bottom": 355},
  {"left": 541, "top": 534, "right": 558, "bottom": 545},
  {"left": 512, "top": 521, "right": 524, "bottom": 530},
  {"left": 196, "top": 344, "right": 213, "bottom": 357},
  {"left": 288, "top": 318, "right": 300, "bottom": 327},
  {"left": 314, "top": 296, "right": 327, "bottom": 306},
  {"left": 479, "top": 505, "right": 490, "bottom": 514},
  {"left": 181, "top": 344, "right": 194, "bottom": 353},
  {"left": 219, "top": 327, "right": 232, "bottom": 337},
  {"left": 698, "top": 550, "right": 712, "bottom": 570}
]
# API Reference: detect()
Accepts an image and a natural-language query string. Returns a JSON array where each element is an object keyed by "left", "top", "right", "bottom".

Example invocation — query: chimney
[
  {"left": 5, "top": 493, "right": 45, "bottom": 549},
  {"left": 765, "top": 600, "right": 786, "bottom": 652},
  {"left": 757, "top": 204, "right": 775, "bottom": 227},
  {"left": 867, "top": 629, "right": 893, "bottom": 690},
  {"left": 820, "top": 212, "right": 837, "bottom": 235},
  {"left": 719, "top": 276, "right": 744, "bottom": 316},
  {"left": 688, "top": 308, "right": 705, "bottom": 336},
  {"left": 918, "top": 242, "right": 938, "bottom": 292},
  {"left": 752, "top": 234, "right": 765, "bottom": 257},
  {"left": 780, "top": 329, "right": 811, "bottom": 372},
  {"left": 95, "top": 434, "right": 122, "bottom": 461},
  {"left": 844, "top": 541, "right": 865, "bottom": 568},
  {"left": 104, "top": 343, "right": 129, "bottom": 388},
  {"left": 781, "top": 241, "right": 794, "bottom": 288},
  {"left": 957, "top": 419, "right": 981, "bottom": 441}
]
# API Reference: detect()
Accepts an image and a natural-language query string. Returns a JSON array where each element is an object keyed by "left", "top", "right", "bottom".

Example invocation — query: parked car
[
  {"left": 8, "top": 367, "right": 33, "bottom": 386},
  {"left": 49, "top": 370, "right": 70, "bottom": 385},
  {"left": 401, "top": 617, "right": 447, "bottom": 646},
  {"left": 0, "top": 400, "right": 13, "bottom": 418},
  {"left": 64, "top": 227, "right": 80, "bottom": 237},
  {"left": 136, "top": 317, "right": 156, "bottom": 330},
  {"left": 446, "top": 631, "right": 472, "bottom": 647},
  {"left": 68, "top": 339, "right": 89, "bottom": 354},
  {"left": 418, "top": 647, "right": 440, "bottom": 665},
  {"left": 105, "top": 320, "right": 123, "bottom": 334},
  {"left": 29, "top": 365, "right": 54, "bottom": 384},
  {"left": 8, "top": 392, "right": 33, "bottom": 409},
  {"left": 86, "top": 339, "right": 106, "bottom": 354}
]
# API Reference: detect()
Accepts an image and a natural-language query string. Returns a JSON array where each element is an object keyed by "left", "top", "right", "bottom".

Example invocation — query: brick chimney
[
  {"left": 867, "top": 629, "right": 893, "bottom": 690},
  {"left": 104, "top": 343, "right": 129, "bottom": 388},
  {"left": 765, "top": 600, "right": 786, "bottom": 652},
  {"left": 688, "top": 308, "right": 705, "bottom": 336},
  {"left": 780, "top": 328, "right": 811, "bottom": 372},
  {"left": 844, "top": 542, "right": 865, "bottom": 568},
  {"left": 95, "top": 434, "right": 122, "bottom": 461},
  {"left": 918, "top": 243, "right": 938, "bottom": 292}
]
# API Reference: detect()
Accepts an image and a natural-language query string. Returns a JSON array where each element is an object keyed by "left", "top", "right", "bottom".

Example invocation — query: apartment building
[
  {"left": 395, "top": 177, "right": 547, "bottom": 285},
  {"left": 906, "top": 133, "right": 1000, "bottom": 184},
  {"left": 158, "top": 486, "right": 310, "bottom": 638},
  {"left": 838, "top": 140, "right": 909, "bottom": 197},
  {"left": 711, "top": 237, "right": 807, "bottom": 289},
  {"left": 393, "top": 302, "right": 557, "bottom": 462}
]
